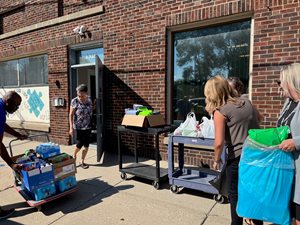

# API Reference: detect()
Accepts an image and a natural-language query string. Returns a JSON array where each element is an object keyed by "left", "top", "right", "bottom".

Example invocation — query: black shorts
[
  {"left": 75, "top": 129, "right": 91, "bottom": 149},
  {"left": 291, "top": 202, "right": 300, "bottom": 221}
]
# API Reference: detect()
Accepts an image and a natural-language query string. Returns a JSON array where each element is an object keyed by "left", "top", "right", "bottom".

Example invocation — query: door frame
[{"left": 69, "top": 59, "right": 104, "bottom": 162}]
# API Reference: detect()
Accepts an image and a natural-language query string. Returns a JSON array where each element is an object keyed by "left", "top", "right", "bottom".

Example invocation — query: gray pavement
[{"left": 0, "top": 137, "right": 246, "bottom": 225}]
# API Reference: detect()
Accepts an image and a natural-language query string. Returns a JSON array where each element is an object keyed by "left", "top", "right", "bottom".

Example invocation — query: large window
[
  {"left": 171, "top": 20, "right": 251, "bottom": 124},
  {"left": 0, "top": 55, "right": 48, "bottom": 87}
]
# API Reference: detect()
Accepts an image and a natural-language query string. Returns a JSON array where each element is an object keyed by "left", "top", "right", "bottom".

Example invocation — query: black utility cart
[{"left": 117, "top": 125, "right": 174, "bottom": 189}]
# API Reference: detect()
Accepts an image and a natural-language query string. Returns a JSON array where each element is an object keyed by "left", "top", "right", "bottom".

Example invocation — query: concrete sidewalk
[{"left": 0, "top": 137, "right": 236, "bottom": 225}]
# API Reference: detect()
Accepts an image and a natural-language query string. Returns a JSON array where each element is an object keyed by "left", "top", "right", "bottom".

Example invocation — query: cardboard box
[
  {"left": 21, "top": 164, "right": 55, "bottom": 191},
  {"left": 52, "top": 158, "right": 77, "bottom": 180},
  {"left": 121, "top": 114, "right": 165, "bottom": 127}
]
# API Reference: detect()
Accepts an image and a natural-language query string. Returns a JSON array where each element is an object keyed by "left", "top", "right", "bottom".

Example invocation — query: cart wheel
[
  {"left": 213, "top": 194, "right": 225, "bottom": 204},
  {"left": 152, "top": 181, "right": 159, "bottom": 190},
  {"left": 120, "top": 172, "right": 127, "bottom": 180},
  {"left": 36, "top": 205, "right": 42, "bottom": 211},
  {"left": 170, "top": 185, "right": 179, "bottom": 194}
]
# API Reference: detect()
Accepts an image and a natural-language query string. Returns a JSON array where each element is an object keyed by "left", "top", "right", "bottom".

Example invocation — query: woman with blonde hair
[
  {"left": 204, "top": 75, "right": 263, "bottom": 225},
  {"left": 277, "top": 63, "right": 300, "bottom": 225}
]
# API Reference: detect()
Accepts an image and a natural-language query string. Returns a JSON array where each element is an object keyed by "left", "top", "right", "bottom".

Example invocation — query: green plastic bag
[
  {"left": 138, "top": 107, "right": 153, "bottom": 116},
  {"left": 248, "top": 126, "right": 290, "bottom": 146}
]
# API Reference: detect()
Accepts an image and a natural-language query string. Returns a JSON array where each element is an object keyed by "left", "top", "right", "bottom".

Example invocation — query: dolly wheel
[
  {"left": 152, "top": 181, "right": 159, "bottom": 190},
  {"left": 120, "top": 172, "right": 127, "bottom": 180},
  {"left": 213, "top": 194, "right": 225, "bottom": 204},
  {"left": 170, "top": 185, "right": 179, "bottom": 194}
]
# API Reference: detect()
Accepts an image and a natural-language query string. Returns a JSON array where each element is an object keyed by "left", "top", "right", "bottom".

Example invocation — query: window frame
[
  {"left": 0, "top": 54, "right": 48, "bottom": 88},
  {"left": 166, "top": 14, "right": 254, "bottom": 124}
]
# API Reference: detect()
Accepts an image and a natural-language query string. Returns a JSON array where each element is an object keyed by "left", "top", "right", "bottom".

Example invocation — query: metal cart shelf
[
  {"left": 117, "top": 125, "right": 174, "bottom": 189},
  {"left": 168, "top": 135, "right": 226, "bottom": 203}
]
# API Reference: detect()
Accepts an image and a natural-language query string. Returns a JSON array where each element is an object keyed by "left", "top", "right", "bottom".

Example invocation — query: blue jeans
[{"left": 226, "top": 156, "right": 263, "bottom": 225}]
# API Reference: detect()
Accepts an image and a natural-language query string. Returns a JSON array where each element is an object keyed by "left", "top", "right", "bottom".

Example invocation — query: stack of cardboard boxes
[{"left": 13, "top": 143, "right": 77, "bottom": 201}]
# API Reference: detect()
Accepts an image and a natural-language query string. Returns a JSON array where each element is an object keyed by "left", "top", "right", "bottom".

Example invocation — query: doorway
[
  {"left": 71, "top": 65, "right": 97, "bottom": 144},
  {"left": 70, "top": 55, "right": 104, "bottom": 162}
]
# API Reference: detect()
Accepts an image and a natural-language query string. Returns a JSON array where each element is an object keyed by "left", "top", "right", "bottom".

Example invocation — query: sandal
[
  {"left": 80, "top": 163, "right": 89, "bottom": 169},
  {"left": 244, "top": 219, "right": 254, "bottom": 225}
]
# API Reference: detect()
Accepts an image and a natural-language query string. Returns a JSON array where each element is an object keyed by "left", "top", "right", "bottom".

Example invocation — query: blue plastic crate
[
  {"left": 55, "top": 175, "right": 77, "bottom": 193},
  {"left": 22, "top": 164, "right": 55, "bottom": 191},
  {"left": 24, "top": 183, "right": 56, "bottom": 201}
]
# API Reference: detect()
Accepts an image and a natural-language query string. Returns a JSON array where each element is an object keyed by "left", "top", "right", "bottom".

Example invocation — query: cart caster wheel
[
  {"left": 152, "top": 181, "right": 159, "bottom": 190},
  {"left": 213, "top": 194, "right": 225, "bottom": 204},
  {"left": 36, "top": 206, "right": 42, "bottom": 211},
  {"left": 120, "top": 172, "right": 127, "bottom": 180},
  {"left": 170, "top": 185, "right": 179, "bottom": 194}
]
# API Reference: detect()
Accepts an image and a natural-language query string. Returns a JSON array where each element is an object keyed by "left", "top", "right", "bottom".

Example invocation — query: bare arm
[
  {"left": 5, "top": 124, "right": 20, "bottom": 137},
  {"left": 4, "top": 124, "right": 27, "bottom": 140},
  {"left": 213, "top": 110, "right": 226, "bottom": 170},
  {"left": 0, "top": 134, "right": 15, "bottom": 168},
  {"left": 69, "top": 107, "right": 76, "bottom": 136}
]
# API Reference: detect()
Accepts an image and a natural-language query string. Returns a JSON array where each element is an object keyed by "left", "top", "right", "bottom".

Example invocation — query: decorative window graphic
[
  {"left": 27, "top": 89, "right": 44, "bottom": 118},
  {"left": 0, "top": 87, "right": 50, "bottom": 124}
]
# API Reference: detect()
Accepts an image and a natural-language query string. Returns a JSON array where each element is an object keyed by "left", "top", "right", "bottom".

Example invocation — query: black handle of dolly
[{"left": 8, "top": 133, "right": 50, "bottom": 157}]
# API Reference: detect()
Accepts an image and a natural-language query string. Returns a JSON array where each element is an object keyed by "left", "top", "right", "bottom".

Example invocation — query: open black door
[{"left": 95, "top": 56, "right": 104, "bottom": 162}]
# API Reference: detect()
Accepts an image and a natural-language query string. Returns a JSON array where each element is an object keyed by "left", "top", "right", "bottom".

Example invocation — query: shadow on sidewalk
[
  {"left": 87, "top": 152, "right": 151, "bottom": 169},
  {"left": 3, "top": 177, "right": 134, "bottom": 218}
]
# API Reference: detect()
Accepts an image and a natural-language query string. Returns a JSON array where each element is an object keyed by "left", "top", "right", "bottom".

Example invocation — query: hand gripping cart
[{"left": 8, "top": 134, "right": 78, "bottom": 211}]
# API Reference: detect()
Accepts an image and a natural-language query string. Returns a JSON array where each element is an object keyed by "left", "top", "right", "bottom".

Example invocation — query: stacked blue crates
[
  {"left": 18, "top": 143, "right": 77, "bottom": 200},
  {"left": 18, "top": 142, "right": 62, "bottom": 201},
  {"left": 47, "top": 153, "right": 77, "bottom": 193}
]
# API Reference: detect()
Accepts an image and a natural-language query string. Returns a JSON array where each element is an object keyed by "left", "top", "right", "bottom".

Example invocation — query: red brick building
[{"left": 0, "top": 0, "right": 299, "bottom": 164}]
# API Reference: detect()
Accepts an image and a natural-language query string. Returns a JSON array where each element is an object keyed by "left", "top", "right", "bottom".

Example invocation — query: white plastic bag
[
  {"left": 174, "top": 112, "right": 200, "bottom": 137},
  {"left": 199, "top": 116, "right": 214, "bottom": 138}
]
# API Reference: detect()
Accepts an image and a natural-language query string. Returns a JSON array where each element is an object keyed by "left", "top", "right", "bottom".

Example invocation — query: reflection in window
[
  {"left": 0, "top": 60, "right": 18, "bottom": 86},
  {"left": 19, "top": 55, "right": 48, "bottom": 85},
  {"left": 172, "top": 20, "right": 251, "bottom": 124},
  {"left": 76, "top": 48, "right": 104, "bottom": 64},
  {"left": 0, "top": 55, "right": 48, "bottom": 87}
]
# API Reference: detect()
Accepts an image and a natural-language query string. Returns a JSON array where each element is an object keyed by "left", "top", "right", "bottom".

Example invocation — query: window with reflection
[
  {"left": 0, "top": 55, "right": 48, "bottom": 87},
  {"left": 172, "top": 20, "right": 251, "bottom": 124},
  {"left": 76, "top": 48, "right": 104, "bottom": 64},
  {"left": 0, "top": 60, "right": 18, "bottom": 86},
  {"left": 19, "top": 55, "right": 48, "bottom": 85}
]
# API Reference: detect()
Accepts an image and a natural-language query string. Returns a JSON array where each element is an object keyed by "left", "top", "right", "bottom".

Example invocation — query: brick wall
[
  {"left": 0, "top": 0, "right": 103, "bottom": 34},
  {"left": 0, "top": 10, "right": 103, "bottom": 143},
  {"left": 1, "top": 0, "right": 300, "bottom": 166}
]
